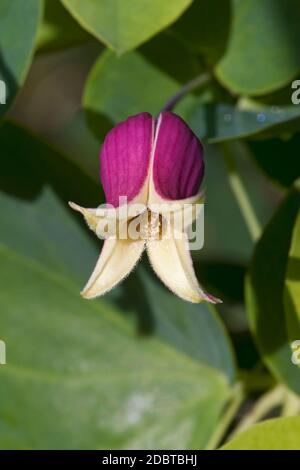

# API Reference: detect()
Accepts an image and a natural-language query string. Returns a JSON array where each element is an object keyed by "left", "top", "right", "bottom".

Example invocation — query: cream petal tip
[
  {"left": 68, "top": 201, "right": 82, "bottom": 212},
  {"left": 80, "top": 284, "right": 105, "bottom": 299},
  {"left": 79, "top": 239, "right": 146, "bottom": 301},
  {"left": 178, "top": 291, "right": 222, "bottom": 304},
  {"left": 80, "top": 289, "right": 95, "bottom": 299}
]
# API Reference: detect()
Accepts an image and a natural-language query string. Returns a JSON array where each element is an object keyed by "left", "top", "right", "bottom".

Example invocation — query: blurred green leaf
[
  {"left": 248, "top": 135, "right": 300, "bottom": 188},
  {"left": 0, "top": 120, "right": 101, "bottom": 206},
  {"left": 139, "top": 33, "right": 228, "bottom": 104},
  {"left": 83, "top": 50, "right": 181, "bottom": 125},
  {"left": 60, "top": 0, "right": 192, "bottom": 54},
  {"left": 140, "top": 270, "right": 236, "bottom": 383},
  {"left": 55, "top": 108, "right": 107, "bottom": 181},
  {"left": 215, "top": 0, "right": 300, "bottom": 95},
  {"left": 0, "top": 184, "right": 97, "bottom": 285},
  {"left": 0, "top": 0, "right": 41, "bottom": 118},
  {"left": 195, "top": 261, "right": 246, "bottom": 305},
  {"left": 196, "top": 143, "right": 277, "bottom": 264},
  {"left": 221, "top": 416, "right": 300, "bottom": 450},
  {"left": 0, "top": 188, "right": 230, "bottom": 449},
  {"left": 178, "top": 101, "right": 300, "bottom": 143},
  {"left": 170, "top": 0, "right": 231, "bottom": 65},
  {"left": 37, "top": 0, "right": 92, "bottom": 52},
  {"left": 250, "top": 80, "right": 300, "bottom": 107},
  {"left": 285, "top": 209, "right": 300, "bottom": 340},
  {"left": 246, "top": 179, "right": 300, "bottom": 394},
  {"left": 139, "top": 32, "right": 205, "bottom": 85}
]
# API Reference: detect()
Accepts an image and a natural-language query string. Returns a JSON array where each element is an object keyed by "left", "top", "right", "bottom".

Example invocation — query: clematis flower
[{"left": 69, "top": 111, "right": 221, "bottom": 304}]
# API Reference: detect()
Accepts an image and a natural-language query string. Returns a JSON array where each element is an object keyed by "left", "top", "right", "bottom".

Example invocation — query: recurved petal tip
[
  {"left": 147, "top": 228, "right": 220, "bottom": 304},
  {"left": 68, "top": 202, "right": 100, "bottom": 233},
  {"left": 202, "top": 293, "right": 223, "bottom": 304}
]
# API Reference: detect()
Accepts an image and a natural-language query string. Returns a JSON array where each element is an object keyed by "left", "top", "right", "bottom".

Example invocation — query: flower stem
[
  {"left": 222, "top": 385, "right": 300, "bottom": 445},
  {"left": 282, "top": 389, "right": 300, "bottom": 416},
  {"left": 220, "top": 142, "right": 262, "bottom": 242},
  {"left": 161, "top": 73, "right": 211, "bottom": 112},
  {"left": 228, "top": 385, "right": 285, "bottom": 438},
  {"left": 206, "top": 383, "right": 244, "bottom": 450}
]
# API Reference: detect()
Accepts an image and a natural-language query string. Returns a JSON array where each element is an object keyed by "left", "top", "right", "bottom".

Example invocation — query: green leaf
[
  {"left": 246, "top": 179, "right": 300, "bottom": 395},
  {"left": 83, "top": 50, "right": 181, "bottom": 126},
  {"left": 0, "top": 120, "right": 101, "bottom": 206},
  {"left": 199, "top": 142, "right": 277, "bottom": 262},
  {"left": 221, "top": 416, "right": 300, "bottom": 450},
  {"left": 140, "top": 270, "right": 236, "bottom": 383},
  {"left": 248, "top": 135, "right": 300, "bottom": 188},
  {"left": 0, "top": 184, "right": 98, "bottom": 286},
  {"left": 170, "top": 0, "right": 231, "bottom": 65},
  {"left": 139, "top": 31, "right": 205, "bottom": 85},
  {"left": 195, "top": 261, "right": 246, "bottom": 305},
  {"left": 37, "top": 0, "right": 92, "bottom": 52},
  {"left": 285, "top": 209, "right": 300, "bottom": 340},
  {"left": 60, "top": 0, "right": 192, "bottom": 54},
  {"left": 215, "top": 0, "right": 300, "bottom": 96},
  {"left": 0, "top": 0, "right": 41, "bottom": 118},
  {"left": 178, "top": 101, "right": 300, "bottom": 143},
  {"left": 0, "top": 187, "right": 230, "bottom": 449}
]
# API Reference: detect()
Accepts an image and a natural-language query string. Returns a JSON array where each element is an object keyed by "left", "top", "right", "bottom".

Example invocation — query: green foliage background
[{"left": 0, "top": 0, "right": 300, "bottom": 450}]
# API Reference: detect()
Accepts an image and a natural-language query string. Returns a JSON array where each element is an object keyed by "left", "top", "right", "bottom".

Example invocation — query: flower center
[{"left": 134, "top": 210, "right": 163, "bottom": 241}]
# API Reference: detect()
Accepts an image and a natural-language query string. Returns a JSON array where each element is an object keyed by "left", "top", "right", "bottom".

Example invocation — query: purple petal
[
  {"left": 153, "top": 111, "right": 204, "bottom": 200},
  {"left": 100, "top": 113, "right": 153, "bottom": 207}
]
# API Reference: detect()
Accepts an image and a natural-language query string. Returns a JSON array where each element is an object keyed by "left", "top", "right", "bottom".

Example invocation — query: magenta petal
[
  {"left": 100, "top": 113, "right": 153, "bottom": 207},
  {"left": 153, "top": 111, "right": 204, "bottom": 200}
]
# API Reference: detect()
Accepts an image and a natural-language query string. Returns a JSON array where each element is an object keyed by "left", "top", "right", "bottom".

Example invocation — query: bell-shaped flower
[{"left": 69, "top": 111, "right": 221, "bottom": 304}]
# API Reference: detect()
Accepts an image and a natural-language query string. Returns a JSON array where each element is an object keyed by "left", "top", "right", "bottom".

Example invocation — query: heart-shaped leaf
[
  {"left": 83, "top": 50, "right": 181, "bottom": 129},
  {"left": 60, "top": 0, "right": 192, "bottom": 54},
  {"left": 215, "top": 0, "right": 300, "bottom": 95}
]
